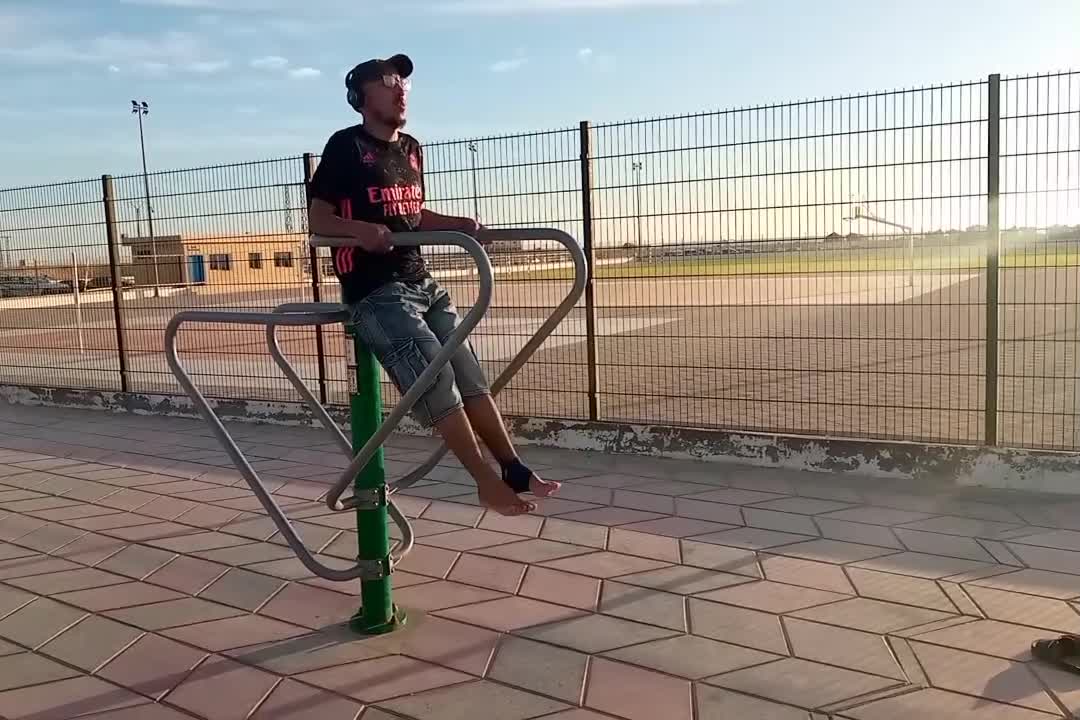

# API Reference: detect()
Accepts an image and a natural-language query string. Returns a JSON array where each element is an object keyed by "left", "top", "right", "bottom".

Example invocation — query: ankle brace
[{"left": 501, "top": 458, "right": 533, "bottom": 494}]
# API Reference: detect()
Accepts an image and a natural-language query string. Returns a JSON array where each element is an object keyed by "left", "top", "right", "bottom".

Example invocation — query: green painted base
[{"left": 348, "top": 605, "right": 408, "bottom": 636}]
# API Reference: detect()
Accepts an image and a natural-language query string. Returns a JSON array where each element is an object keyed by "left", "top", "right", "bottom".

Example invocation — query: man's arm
[{"left": 307, "top": 133, "right": 392, "bottom": 253}]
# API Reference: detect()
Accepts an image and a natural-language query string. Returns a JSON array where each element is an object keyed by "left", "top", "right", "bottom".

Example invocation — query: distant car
[{"left": 0, "top": 276, "right": 70, "bottom": 297}]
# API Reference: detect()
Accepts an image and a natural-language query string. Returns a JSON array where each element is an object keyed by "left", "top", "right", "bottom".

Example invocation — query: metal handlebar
[
  {"left": 387, "top": 228, "right": 587, "bottom": 492},
  {"left": 309, "top": 231, "right": 494, "bottom": 511}
]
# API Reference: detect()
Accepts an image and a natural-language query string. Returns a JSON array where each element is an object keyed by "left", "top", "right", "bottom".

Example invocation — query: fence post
[
  {"left": 984, "top": 74, "right": 1001, "bottom": 446},
  {"left": 579, "top": 121, "right": 600, "bottom": 421},
  {"left": 302, "top": 153, "right": 329, "bottom": 406},
  {"left": 101, "top": 175, "right": 130, "bottom": 394}
]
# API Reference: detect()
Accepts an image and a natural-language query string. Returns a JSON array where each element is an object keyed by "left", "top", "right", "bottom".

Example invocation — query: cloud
[
  {"left": 250, "top": 55, "right": 289, "bottom": 70},
  {"left": 577, "top": 46, "right": 615, "bottom": 71},
  {"left": 490, "top": 57, "right": 527, "bottom": 73},
  {"left": 108, "top": 64, "right": 121, "bottom": 73},
  {"left": 435, "top": 0, "right": 734, "bottom": 13},
  {"left": 578, "top": 47, "right": 593, "bottom": 60},
  {"left": 288, "top": 66, "right": 321, "bottom": 78}
]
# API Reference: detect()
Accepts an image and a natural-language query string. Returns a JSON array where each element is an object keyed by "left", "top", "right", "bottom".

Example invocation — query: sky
[{"left": 1, "top": 0, "right": 1078, "bottom": 189}]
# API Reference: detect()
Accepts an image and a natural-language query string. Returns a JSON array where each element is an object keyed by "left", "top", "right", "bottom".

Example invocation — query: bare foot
[
  {"left": 478, "top": 480, "right": 536, "bottom": 516},
  {"left": 529, "top": 474, "right": 561, "bottom": 498}
]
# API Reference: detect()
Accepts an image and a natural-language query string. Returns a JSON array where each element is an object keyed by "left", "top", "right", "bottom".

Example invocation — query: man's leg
[
  {"left": 423, "top": 279, "right": 559, "bottom": 497},
  {"left": 349, "top": 283, "right": 534, "bottom": 516}
]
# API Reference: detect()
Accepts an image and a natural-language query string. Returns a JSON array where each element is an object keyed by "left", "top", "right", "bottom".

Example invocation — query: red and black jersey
[{"left": 308, "top": 123, "right": 429, "bottom": 303}]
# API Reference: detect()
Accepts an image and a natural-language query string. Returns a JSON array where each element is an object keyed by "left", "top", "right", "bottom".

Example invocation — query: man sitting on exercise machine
[{"left": 306, "top": 53, "right": 559, "bottom": 516}]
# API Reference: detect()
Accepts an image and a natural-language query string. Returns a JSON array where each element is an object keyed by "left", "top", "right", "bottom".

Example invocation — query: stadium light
[
  {"left": 844, "top": 205, "right": 915, "bottom": 287},
  {"left": 131, "top": 100, "right": 161, "bottom": 296}
]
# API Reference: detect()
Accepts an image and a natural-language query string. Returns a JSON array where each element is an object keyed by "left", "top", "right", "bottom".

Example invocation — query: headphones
[{"left": 345, "top": 67, "right": 364, "bottom": 112}]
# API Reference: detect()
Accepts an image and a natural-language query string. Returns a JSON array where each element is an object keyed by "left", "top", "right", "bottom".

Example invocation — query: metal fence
[{"left": 0, "top": 71, "right": 1077, "bottom": 452}]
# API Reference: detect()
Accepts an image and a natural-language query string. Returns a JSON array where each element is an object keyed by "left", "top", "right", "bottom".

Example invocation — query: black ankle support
[{"left": 501, "top": 458, "right": 533, "bottom": 494}]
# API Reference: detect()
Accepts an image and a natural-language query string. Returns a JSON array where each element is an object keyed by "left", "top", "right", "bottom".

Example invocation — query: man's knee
[{"left": 383, "top": 340, "right": 463, "bottom": 428}]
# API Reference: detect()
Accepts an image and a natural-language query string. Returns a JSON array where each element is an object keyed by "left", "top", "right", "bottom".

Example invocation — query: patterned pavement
[{"left": 1, "top": 404, "right": 1080, "bottom": 719}]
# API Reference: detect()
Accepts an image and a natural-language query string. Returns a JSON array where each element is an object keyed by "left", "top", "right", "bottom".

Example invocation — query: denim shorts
[{"left": 347, "top": 277, "right": 490, "bottom": 427}]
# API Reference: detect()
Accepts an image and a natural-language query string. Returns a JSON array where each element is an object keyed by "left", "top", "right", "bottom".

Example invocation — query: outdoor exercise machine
[{"left": 165, "top": 228, "right": 587, "bottom": 635}]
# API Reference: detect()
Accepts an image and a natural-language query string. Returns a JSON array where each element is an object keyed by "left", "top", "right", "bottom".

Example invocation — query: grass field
[{"left": 507, "top": 245, "right": 1080, "bottom": 280}]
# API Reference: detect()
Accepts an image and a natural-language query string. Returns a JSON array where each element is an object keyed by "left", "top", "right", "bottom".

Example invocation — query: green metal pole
[{"left": 347, "top": 326, "right": 405, "bottom": 634}]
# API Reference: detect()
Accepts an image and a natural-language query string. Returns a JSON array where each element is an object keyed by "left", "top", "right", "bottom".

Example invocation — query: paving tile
[
  {"left": 853, "top": 552, "right": 993, "bottom": 580},
  {"left": 585, "top": 657, "right": 692, "bottom": 720},
  {"left": 684, "top": 487, "right": 785, "bottom": 505},
  {"left": 705, "top": 657, "right": 900, "bottom": 709},
  {"left": 477, "top": 510, "right": 544, "bottom": 537},
  {"left": 910, "top": 641, "right": 1058, "bottom": 713},
  {"left": 0, "top": 597, "right": 87, "bottom": 648},
  {"left": 66, "top": 513, "right": 159, "bottom": 532},
  {"left": 79, "top": 702, "right": 215, "bottom": 719},
  {"left": 224, "top": 623, "right": 389, "bottom": 675},
  {"left": 448, "top": 553, "right": 526, "bottom": 592},
  {"left": 607, "top": 528, "right": 681, "bottom": 562},
  {"left": 250, "top": 678, "right": 365, "bottom": 719},
  {"left": 784, "top": 617, "right": 905, "bottom": 680},
  {"left": 1029, "top": 661, "right": 1080, "bottom": 718},
  {"left": 165, "top": 654, "right": 282, "bottom": 720},
  {"left": 52, "top": 533, "right": 129, "bottom": 565},
  {"left": 753, "top": 497, "right": 857, "bottom": 515},
  {"left": 539, "top": 518, "right": 610, "bottom": 549},
  {"left": 518, "top": 613, "right": 680, "bottom": 654},
  {"left": 145, "top": 555, "right": 230, "bottom": 594},
  {"left": 604, "top": 634, "right": 780, "bottom": 679},
  {"left": 392, "top": 579, "right": 506, "bottom": 611},
  {"left": 164, "top": 613, "right": 309, "bottom": 652},
  {"left": 437, "top": 596, "right": 586, "bottom": 632},
  {"left": 393, "top": 543, "right": 460, "bottom": 579},
  {"left": 970, "top": 568, "right": 1080, "bottom": 600},
  {"left": 817, "top": 518, "right": 906, "bottom": 549},
  {"left": 1007, "top": 543, "right": 1080, "bottom": 575},
  {"left": 0, "top": 555, "right": 82, "bottom": 580},
  {"left": 96, "top": 544, "right": 177, "bottom": 580},
  {"left": 298, "top": 655, "right": 471, "bottom": 703},
  {"left": 519, "top": 566, "right": 600, "bottom": 611},
  {"left": 488, "top": 635, "right": 588, "bottom": 703},
  {"left": 6, "top": 567, "right": 129, "bottom": 595},
  {"left": 472, "top": 538, "right": 595, "bottom": 564},
  {"left": 696, "top": 684, "right": 812, "bottom": 720},
  {"left": 899, "top": 515, "right": 1024, "bottom": 538},
  {"left": 912, "top": 619, "right": 1054, "bottom": 661},
  {"left": 692, "top": 526, "right": 811, "bottom": 550},
  {"left": 174, "top": 503, "right": 243, "bottom": 530},
  {"left": 420, "top": 500, "right": 484, "bottom": 527},
  {"left": 846, "top": 567, "right": 958, "bottom": 612},
  {"left": 98, "top": 633, "right": 209, "bottom": 699},
  {"left": 0, "top": 637, "right": 21, "bottom": 657},
  {"left": 964, "top": 584, "right": 1080, "bottom": 633},
  {"left": 1009, "top": 529, "right": 1080, "bottom": 552},
  {"left": 0, "top": 652, "right": 81, "bottom": 691},
  {"left": 539, "top": 551, "right": 670, "bottom": 579},
  {"left": 53, "top": 583, "right": 183, "bottom": 613},
  {"left": 839, "top": 687, "right": 1061, "bottom": 720},
  {"left": 760, "top": 554, "right": 856, "bottom": 594},
  {"left": 0, "top": 675, "right": 146, "bottom": 720},
  {"left": 161, "top": 533, "right": 266, "bottom": 556},
  {"left": 136, "top": 496, "right": 199, "bottom": 521},
  {"left": 671, "top": 497, "right": 744, "bottom": 525},
  {"left": 259, "top": 583, "right": 360, "bottom": 629},
  {"left": 894, "top": 529, "right": 997, "bottom": 563},
  {"left": 600, "top": 580, "right": 687, "bottom": 631},
  {"left": 380, "top": 678, "right": 569, "bottom": 720},
  {"left": 375, "top": 614, "right": 502, "bottom": 675},
  {"left": 618, "top": 564, "right": 752, "bottom": 596},
  {"left": 0, "top": 541, "right": 36, "bottom": 561},
  {"left": 545, "top": 484, "right": 611, "bottom": 505},
  {"left": 198, "top": 567, "right": 286, "bottom": 611},
  {"left": 612, "top": 489, "right": 675, "bottom": 513},
  {"left": 770, "top": 538, "right": 901, "bottom": 565},
  {"left": 38, "top": 614, "right": 144, "bottom": 672},
  {"left": 12, "top": 522, "right": 87, "bottom": 553},
  {"left": 696, "top": 580, "right": 849, "bottom": 613},
  {"left": 680, "top": 539, "right": 761, "bottom": 577},
  {"left": 555, "top": 507, "right": 666, "bottom": 526},
  {"left": 744, "top": 508, "right": 820, "bottom": 536},
  {"left": 569, "top": 473, "right": 652, "bottom": 489},
  {"left": 687, "top": 597, "right": 789, "bottom": 655},
  {"left": 620, "top": 515, "right": 735, "bottom": 537},
  {"left": 790, "top": 598, "right": 954, "bottom": 634},
  {"left": 105, "top": 597, "right": 245, "bottom": 631}
]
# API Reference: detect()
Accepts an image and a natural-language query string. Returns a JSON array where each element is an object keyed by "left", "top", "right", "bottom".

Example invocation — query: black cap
[{"left": 345, "top": 53, "right": 413, "bottom": 91}]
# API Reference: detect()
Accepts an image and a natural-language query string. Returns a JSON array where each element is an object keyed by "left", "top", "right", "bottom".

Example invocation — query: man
[{"left": 307, "top": 54, "right": 559, "bottom": 516}]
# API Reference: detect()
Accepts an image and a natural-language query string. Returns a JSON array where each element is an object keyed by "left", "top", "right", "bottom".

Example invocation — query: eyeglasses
[{"left": 379, "top": 74, "right": 411, "bottom": 92}]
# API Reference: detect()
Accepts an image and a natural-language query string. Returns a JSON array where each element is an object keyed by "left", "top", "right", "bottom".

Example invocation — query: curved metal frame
[
  {"left": 165, "top": 230, "right": 492, "bottom": 581},
  {"left": 277, "top": 228, "right": 587, "bottom": 497}
]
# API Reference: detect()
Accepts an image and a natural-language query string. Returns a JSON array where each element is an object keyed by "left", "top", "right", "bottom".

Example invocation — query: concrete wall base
[{"left": 3, "top": 384, "right": 1078, "bottom": 496}]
